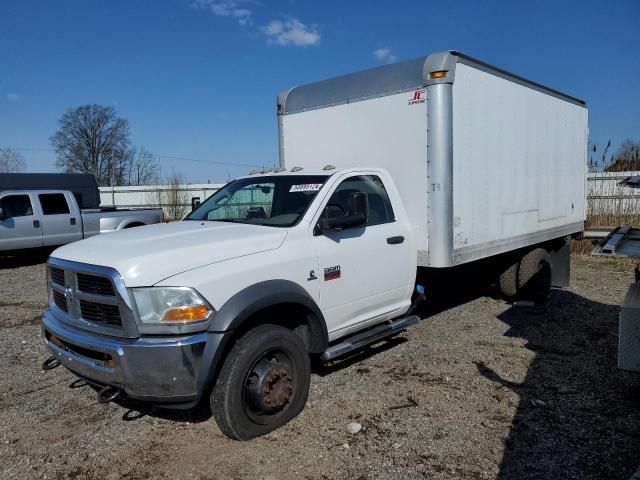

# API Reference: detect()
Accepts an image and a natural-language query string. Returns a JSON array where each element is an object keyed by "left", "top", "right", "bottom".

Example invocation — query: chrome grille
[
  {"left": 80, "top": 300, "right": 121, "bottom": 326},
  {"left": 77, "top": 273, "right": 115, "bottom": 296},
  {"left": 47, "top": 259, "right": 137, "bottom": 338},
  {"left": 52, "top": 290, "right": 68, "bottom": 312},
  {"left": 50, "top": 267, "right": 65, "bottom": 286}
]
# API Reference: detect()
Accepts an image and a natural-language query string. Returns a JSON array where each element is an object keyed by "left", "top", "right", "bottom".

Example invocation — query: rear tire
[
  {"left": 211, "top": 324, "right": 310, "bottom": 440},
  {"left": 518, "top": 248, "right": 551, "bottom": 303},
  {"left": 499, "top": 261, "right": 519, "bottom": 299}
]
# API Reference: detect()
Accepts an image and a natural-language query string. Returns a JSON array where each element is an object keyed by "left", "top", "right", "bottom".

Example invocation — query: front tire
[{"left": 211, "top": 324, "right": 311, "bottom": 440}]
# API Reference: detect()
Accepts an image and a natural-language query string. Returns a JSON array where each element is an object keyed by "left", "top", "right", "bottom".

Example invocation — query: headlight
[{"left": 130, "top": 287, "right": 214, "bottom": 333}]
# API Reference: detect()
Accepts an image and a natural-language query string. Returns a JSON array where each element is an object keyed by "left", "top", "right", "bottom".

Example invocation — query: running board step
[{"left": 320, "top": 315, "right": 420, "bottom": 362}]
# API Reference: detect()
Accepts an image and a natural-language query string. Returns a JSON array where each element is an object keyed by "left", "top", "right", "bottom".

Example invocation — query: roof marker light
[
  {"left": 323, "top": 164, "right": 336, "bottom": 171},
  {"left": 429, "top": 70, "right": 448, "bottom": 79},
  {"left": 290, "top": 166, "right": 303, "bottom": 172}
]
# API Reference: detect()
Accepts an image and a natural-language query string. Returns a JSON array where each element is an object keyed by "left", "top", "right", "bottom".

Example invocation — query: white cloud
[
  {"left": 373, "top": 48, "right": 396, "bottom": 63},
  {"left": 191, "top": 0, "right": 253, "bottom": 25},
  {"left": 6, "top": 93, "right": 19, "bottom": 102},
  {"left": 261, "top": 18, "right": 320, "bottom": 47},
  {"left": 192, "top": 1, "right": 320, "bottom": 47}
]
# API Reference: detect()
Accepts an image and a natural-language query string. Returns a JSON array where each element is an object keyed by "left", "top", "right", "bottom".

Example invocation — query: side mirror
[
  {"left": 316, "top": 192, "right": 369, "bottom": 234},
  {"left": 191, "top": 197, "right": 201, "bottom": 212},
  {"left": 348, "top": 192, "right": 369, "bottom": 221},
  {"left": 0, "top": 207, "right": 5, "bottom": 221}
]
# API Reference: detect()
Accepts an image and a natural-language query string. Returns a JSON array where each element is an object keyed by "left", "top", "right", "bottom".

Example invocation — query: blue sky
[{"left": 1, "top": 0, "right": 638, "bottom": 183}]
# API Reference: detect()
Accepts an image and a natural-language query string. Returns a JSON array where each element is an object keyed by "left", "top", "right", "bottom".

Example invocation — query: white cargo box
[{"left": 278, "top": 51, "right": 587, "bottom": 268}]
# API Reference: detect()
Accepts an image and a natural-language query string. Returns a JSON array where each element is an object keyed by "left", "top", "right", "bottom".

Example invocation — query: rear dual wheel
[
  {"left": 211, "top": 324, "right": 310, "bottom": 440},
  {"left": 499, "top": 248, "right": 552, "bottom": 303}
]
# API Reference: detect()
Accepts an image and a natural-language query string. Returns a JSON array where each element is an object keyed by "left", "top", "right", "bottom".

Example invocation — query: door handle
[
  {"left": 70, "top": 218, "right": 76, "bottom": 226},
  {"left": 33, "top": 220, "right": 40, "bottom": 228},
  {"left": 387, "top": 235, "right": 405, "bottom": 245}
]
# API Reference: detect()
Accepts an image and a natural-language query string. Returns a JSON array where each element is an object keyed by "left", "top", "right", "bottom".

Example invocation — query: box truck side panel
[
  {"left": 451, "top": 62, "right": 587, "bottom": 264},
  {"left": 280, "top": 91, "right": 429, "bottom": 252}
]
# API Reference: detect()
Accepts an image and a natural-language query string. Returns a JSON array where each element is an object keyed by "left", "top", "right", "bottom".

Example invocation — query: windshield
[{"left": 186, "top": 175, "right": 330, "bottom": 227}]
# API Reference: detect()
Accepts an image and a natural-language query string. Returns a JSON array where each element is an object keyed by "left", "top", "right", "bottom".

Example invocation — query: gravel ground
[{"left": 1, "top": 254, "right": 639, "bottom": 480}]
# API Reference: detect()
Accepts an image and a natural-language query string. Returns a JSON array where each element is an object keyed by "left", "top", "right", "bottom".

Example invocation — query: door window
[
  {"left": 39, "top": 194, "right": 70, "bottom": 215},
  {"left": 1, "top": 195, "right": 33, "bottom": 218},
  {"left": 322, "top": 175, "right": 395, "bottom": 226}
]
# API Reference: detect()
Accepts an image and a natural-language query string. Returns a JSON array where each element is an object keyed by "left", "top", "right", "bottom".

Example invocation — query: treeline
[{"left": 590, "top": 139, "right": 640, "bottom": 172}]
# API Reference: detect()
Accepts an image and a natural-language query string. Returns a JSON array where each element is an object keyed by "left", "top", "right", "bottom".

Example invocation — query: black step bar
[{"left": 320, "top": 315, "right": 420, "bottom": 361}]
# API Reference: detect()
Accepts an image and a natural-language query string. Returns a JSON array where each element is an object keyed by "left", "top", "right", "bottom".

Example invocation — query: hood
[{"left": 52, "top": 221, "right": 287, "bottom": 286}]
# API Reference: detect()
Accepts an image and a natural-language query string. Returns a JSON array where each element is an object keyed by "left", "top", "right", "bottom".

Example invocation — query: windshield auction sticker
[{"left": 290, "top": 184, "right": 323, "bottom": 192}]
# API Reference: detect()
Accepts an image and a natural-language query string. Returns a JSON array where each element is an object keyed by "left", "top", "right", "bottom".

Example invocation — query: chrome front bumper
[{"left": 42, "top": 309, "right": 226, "bottom": 405}]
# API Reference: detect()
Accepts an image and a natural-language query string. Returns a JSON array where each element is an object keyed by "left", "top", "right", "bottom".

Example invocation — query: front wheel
[{"left": 211, "top": 324, "right": 311, "bottom": 440}]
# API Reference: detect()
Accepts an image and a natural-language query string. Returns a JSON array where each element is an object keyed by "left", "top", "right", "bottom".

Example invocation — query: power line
[
  {"left": 155, "top": 154, "right": 262, "bottom": 168},
  {"left": 0, "top": 147, "right": 263, "bottom": 169}
]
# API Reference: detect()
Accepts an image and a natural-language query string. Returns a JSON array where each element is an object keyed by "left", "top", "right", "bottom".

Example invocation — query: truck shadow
[
  {"left": 478, "top": 289, "right": 640, "bottom": 479},
  {"left": 0, "top": 248, "right": 54, "bottom": 268}
]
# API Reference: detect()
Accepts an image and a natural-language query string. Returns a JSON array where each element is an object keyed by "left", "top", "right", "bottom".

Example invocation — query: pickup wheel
[{"left": 211, "top": 324, "right": 310, "bottom": 440}]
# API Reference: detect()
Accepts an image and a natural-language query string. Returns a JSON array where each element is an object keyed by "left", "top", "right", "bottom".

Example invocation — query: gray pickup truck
[{"left": 0, "top": 173, "right": 163, "bottom": 253}]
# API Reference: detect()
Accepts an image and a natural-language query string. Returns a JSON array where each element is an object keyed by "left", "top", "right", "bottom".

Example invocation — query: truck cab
[
  {"left": 42, "top": 168, "right": 417, "bottom": 440},
  {"left": 0, "top": 189, "right": 82, "bottom": 251}
]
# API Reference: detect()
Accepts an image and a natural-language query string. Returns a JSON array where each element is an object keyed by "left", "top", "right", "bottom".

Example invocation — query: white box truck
[
  {"left": 40, "top": 51, "right": 587, "bottom": 440},
  {"left": 277, "top": 50, "right": 587, "bottom": 271}
]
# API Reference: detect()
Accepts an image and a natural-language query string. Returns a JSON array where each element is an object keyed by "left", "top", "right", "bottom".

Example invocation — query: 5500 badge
[{"left": 324, "top": 266, "right": 341, "bottom": 281}]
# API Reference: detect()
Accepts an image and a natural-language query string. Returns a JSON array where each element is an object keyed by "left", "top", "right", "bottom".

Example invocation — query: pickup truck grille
[
  {"left": 77, "top": 273, "right": 115, "bottom": 296},
  {"left": 80, "top": 300, "right": 121, "bottom": 326},
  {"left": 50, "top": 267, "right": 65, "bottom": 286},
  {"left": 47, "top": 261, "right": 135, "bottom": 337},
  {"left": 52, "top": 290, "right": 68, "bottom": 312}
]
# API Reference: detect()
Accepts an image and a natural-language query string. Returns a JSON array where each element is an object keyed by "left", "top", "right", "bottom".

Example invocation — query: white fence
[
  {"left": 586, "top": 171, "right": 640, "bottom": 215},
  {"left": 99, "top": 184, "right": 224, "bottom": 212},
  {"left": 99, "top": 173, "right": 640, "bottom": 216}
]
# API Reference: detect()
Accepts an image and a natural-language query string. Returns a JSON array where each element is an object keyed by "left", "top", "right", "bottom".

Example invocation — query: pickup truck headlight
[{"left": 130, "top": 287, "right": 214, "bottom": 334}]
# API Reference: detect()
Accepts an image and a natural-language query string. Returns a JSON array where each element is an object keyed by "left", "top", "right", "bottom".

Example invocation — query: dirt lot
[{"left": 1, "top": 254, "right": 640, "bottom": 480}]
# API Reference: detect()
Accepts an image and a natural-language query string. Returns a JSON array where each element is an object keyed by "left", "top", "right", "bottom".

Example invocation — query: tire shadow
[{"left": 479, "top": 289, "right": 640, "bottom": 479}]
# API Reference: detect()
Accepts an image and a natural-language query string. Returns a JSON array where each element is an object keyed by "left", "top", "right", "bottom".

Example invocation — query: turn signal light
[
  {"left": 162, "top": 305, "right": 211, "bottom": 322},
  {"left": 429, "top": 70, "right": 448, "bottom": 79}
]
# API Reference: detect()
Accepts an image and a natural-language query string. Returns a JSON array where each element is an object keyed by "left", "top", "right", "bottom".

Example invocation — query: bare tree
[
  {"left": 0, "top": 149, "right": 27, "bottom": 173},
  {"left": 147, "top": 170, "right": 190, "bottom": 221},
  {"left": 605, "top": 139, "right": 640, "bottom": 172},
  {"left": 49, "top": 104, "right": 134, "bottom": 186},
  {"left": 127, "top": 148, "right": 160, "bottom": 186}
]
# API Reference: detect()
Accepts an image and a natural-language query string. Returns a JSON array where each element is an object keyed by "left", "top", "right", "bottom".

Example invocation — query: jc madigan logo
[{"left": 408, "top": 89, "right": 425, "bottom": 106}]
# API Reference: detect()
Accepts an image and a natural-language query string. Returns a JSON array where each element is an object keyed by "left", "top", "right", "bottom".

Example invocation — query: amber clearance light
[
  {"left": 429, "top": 70, "right": 448, "bottom": 79},
  {"left": 162, "top": 305, "right": 211, "bottom": 323}
]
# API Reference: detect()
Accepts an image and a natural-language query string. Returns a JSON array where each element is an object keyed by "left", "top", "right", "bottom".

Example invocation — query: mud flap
[
  {"left": 620, "top": 282, "right": 640, "bottom": 372},
  {"left": 550, "top": 241, "right": 570, "bottom": 288}
]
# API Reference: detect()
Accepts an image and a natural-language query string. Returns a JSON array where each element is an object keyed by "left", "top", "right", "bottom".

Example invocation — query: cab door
[
  {"left": 0, "top": 193, "right": 43, "bottom": 250},
  {"left": 36, "top": 192, "right": 81, "bottom": 247},
  {"left": 309, "top": 174, "right": 413, "bottom": 338}
]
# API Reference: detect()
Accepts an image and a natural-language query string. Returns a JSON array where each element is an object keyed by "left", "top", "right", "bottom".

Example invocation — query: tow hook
[
  {"left": 41, "top": 356, "right": 61, "bottom": 371},
  {"left": 97, "top": 385, "right": 122, "bottom": 404}
]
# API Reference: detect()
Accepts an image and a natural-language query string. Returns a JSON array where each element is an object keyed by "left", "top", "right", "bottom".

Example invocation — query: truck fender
[
  {"left": 115, "top": 218, "right": 146, "bottom": 230},
  {"left": 208, "top": 279, "right": 329, "bottom": 354}
]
